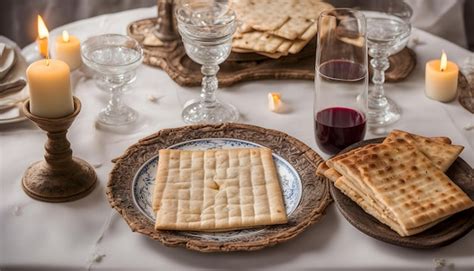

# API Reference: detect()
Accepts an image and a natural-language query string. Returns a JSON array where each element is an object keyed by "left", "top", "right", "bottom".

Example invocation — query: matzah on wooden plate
[
  {"left": 324, "top": 137, "right": 474, "bottom": 248},
  {"left": 107, "top": 124, "right": 333, "bottom": 252},
  {"left": 229, "top": 0, "right": 333, "bottom": 58},
  {"left": 152, "top": 148, "right": 288, "bottom": 231}
]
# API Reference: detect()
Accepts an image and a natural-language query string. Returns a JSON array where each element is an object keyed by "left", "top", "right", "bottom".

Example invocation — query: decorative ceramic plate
[
  {"left": 330, "top": 138, "right": 474, "bottom": 249},
  {"left": 133, "top": 138, "right": 302, "bottom": 224},
  {"left": 107, "top": 123, "right": 332, "bottom": 252}
]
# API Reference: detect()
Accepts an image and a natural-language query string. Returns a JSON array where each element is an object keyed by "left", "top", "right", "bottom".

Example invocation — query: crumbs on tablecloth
[
  {"left": 12, "top": 206, "right": 22, "bottom": 216},
  {"left": 92, "top": 253, "right": 106, "bottom": 263},
  {"left": 464, "top": 124, "right": 474, "bottom": 131},
  {"left": 147, "top": 94, "right": 163, "bottom": 103},
  {"left": 433, "top": 258, "right": 455, "bottom": 270}
]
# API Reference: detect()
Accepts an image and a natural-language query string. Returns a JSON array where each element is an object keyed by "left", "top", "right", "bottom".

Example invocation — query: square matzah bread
[
  {"left": 333, "top": 176, "right": 448, "bottom": 236},
  {"left": 152, "top": 148, "right": 288, "bottom": 231},
  {"left": 331, "top": 141, "right": 473, "bottom": 233},
  {"left": 383, "top": 130, "right": 463, "bottom": 172},
  {"left": 230, "top": 0, "right": 332, "bottom": 57}
]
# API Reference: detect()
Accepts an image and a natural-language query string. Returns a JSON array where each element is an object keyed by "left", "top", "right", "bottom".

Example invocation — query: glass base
[
  {"left": 367, "top": 96, "right": 400, "bottom": 127},
  {"left": 182, "top": 99, "right": 239, "bottom": 124},
  {"left": 97, "top": 105, "right": 137, "bottom": 126}
]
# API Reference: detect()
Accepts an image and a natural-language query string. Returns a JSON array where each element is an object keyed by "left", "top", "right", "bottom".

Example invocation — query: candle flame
[
  {"left": 268, "top": 92, "right": 282, "bottom": 112},
  {"left": 270, "top": 93, "right": 281, "bottom": 103},
  {"left": 62, "top": 30, "right": 70, "bottom": 42},
  {"left": 440, "top": 50, "right": 447, "bottom": 72},
  {"left": 37, "top": 15, "right": 49, "bottom": 39}
]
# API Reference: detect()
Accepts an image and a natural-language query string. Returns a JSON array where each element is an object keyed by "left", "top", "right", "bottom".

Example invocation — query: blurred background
[{"left": 1, "top": 0, "right": 473, "bottom": 51}]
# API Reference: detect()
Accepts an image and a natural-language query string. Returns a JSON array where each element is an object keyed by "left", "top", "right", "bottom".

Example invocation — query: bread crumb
[
  {"left": 464, "top": 124, "right": 474, "bottom": 131},
  {"left": 434, "top": 258, "right": 446, "bottom": 269},
  {"left": 147, "top": 95, "right": 163, "bottom": 103},
  {"left": 12, "top": 206, "right": 22, "bottom": 216},
  {"left": 93, "top": 253, "right": 106, "bottom": 263}
]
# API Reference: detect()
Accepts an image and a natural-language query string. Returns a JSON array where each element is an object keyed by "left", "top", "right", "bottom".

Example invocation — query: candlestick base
[
  {"left": 22, "top": 97, "right": 97, "bottom": 202},
  {"left": 22, "top": 158, "right": 97, "bottom": 202}
]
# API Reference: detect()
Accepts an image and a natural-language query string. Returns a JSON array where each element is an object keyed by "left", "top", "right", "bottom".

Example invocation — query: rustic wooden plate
[
  {"left": 106, "top": 123, "right": 332, "bottom": 252},
  {"left": 329, "top": 138, "right": 474, "bottom": 249},
  {"left": 127, "top": 18, "right": 416, "bottom": 87}
]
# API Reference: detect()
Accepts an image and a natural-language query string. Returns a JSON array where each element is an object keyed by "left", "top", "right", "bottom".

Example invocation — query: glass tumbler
[{"left": 314, "top": 9, "right": 368, "bottom": 155}]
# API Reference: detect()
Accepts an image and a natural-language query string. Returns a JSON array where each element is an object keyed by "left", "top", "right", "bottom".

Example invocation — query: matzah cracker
[
  {"left": 271, "top": 17, "right": 313, "bottom": 40},
  {"left": 231, "top": 47, "right": 286, "bottom": 59},
  {"left": 230, "top": 0, "right": 290, "bottom": 31},
  {"left": 383, "top": 130, "right": 463, "bottom": 172},
  {"left": 276, "top": 40, "right": 293, "bottom": 53},
  {"left": 229, "top": 0, "right": 333, "bottom": 56},
  {"left": 289, "top": 38, "right": 313, "bottom": 54},
  {"left": 334, "top": 176, "right": 448, "bottom": 236},
  {"left": 152, "top": 148, "right": 288, "bottom": 231},
  {"left": 332, "top": 141, "right": 473, "bottom": 233},
  {"left": 233, "top": 31, "right": 286, "bottom": 54}
]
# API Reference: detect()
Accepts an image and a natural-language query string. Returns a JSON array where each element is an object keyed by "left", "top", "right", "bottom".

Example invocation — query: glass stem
[
  {"left": 200, "top": 64, "right": 219, "bottom": 109},
  {"left": 106, "top": 86, "right": 124, "bottom": 114},
  {"left": 369, "top": 56, "right": 390, "bottom": 107}
]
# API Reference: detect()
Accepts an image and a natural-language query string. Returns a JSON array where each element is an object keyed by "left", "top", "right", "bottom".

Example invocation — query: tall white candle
[
  {"left": 26, "top": 59, "right": 74, "bottom": 118},
  {"left": 55, "top": 31, "right": 82, "bottom": 70}
]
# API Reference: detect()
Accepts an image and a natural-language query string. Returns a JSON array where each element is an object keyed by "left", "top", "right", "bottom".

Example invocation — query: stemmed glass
[
  {"left": 361, "top": 0, "right": 412, "bottom": 127},
  {"left": 176, "top": 0, "right": 239, "bottom": 124},
  {"left": 81, "top": 34, "right": 143, "bottom": 126},
  {"left": 314, "top": 9, "right": 368, "bottom": 155}
]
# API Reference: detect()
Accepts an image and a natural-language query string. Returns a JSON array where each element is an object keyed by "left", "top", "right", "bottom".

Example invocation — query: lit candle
[
  {"left": 36, "top": 15, "right": 49, "bottom": 58},
  {"left": 26, "top": 59, "right": 74, "bottom": 118},
  {"left": 425, "top": 51, "right": 459, "bottom": 102},
  {"left": 55, "top": 30, "right": 82, "bottom": 70}
]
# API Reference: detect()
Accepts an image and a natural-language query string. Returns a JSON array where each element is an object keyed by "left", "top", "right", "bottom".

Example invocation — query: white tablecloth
[{"left": 1, "top": 7, "right": 473, "bottom": 271}]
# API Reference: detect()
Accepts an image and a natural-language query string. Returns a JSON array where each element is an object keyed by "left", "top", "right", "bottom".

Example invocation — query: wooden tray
[
  {"left": 106, "top": 123, "right": 332, "bottom": 252},
  {"left": 127, "top": 18, "right": 417, "bottom": 87},
  {"left": 329, "top": 138, "right": 474, "bottom": 249},
  {"left": 458, "top": 72, "right": 474, "bottom": 113}
]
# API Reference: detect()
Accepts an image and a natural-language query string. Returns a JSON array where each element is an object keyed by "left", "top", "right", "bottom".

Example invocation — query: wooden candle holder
[
  {"left": 22, "top": 97, "right": 97, "bottom": 202},
  {"left": 154, "top": 0, "right": 178, "bottom": 41}
]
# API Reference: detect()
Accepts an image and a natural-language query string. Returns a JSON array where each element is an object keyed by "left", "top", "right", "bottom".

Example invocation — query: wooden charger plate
[
  {"left": 329, "top": 138, "right": 474, "bottom": 248},
  {"left": 127, "top": 18, "right": 416, "bottom": 87},
  {"left": 106, "top": 123, "right": 332, "bottom": 252}
]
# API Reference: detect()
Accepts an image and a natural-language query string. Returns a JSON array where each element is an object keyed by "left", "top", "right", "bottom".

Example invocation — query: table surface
[{"left": 1, "top": 6, "right": 474, "bottom": 271}]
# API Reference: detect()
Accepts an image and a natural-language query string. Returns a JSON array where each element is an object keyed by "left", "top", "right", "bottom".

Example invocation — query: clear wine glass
[
  {"left": 81, "top": 34, "right": 143, "bottom": 126},
  {"left": 176, "top": 0, "right": 239, "bottom": 124},
  {"left": 361, "top": 0, "right": 412, "bottom": 127},
  {"left": 314, "top": 9, "right": 368, "bottom": 155}
]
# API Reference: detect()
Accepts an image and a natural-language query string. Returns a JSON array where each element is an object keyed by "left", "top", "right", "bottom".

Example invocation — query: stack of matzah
[
  {"left": 152, "top": 148, "right": 288, "bottom": 231},
  {"left": 229, "top": 0, "right": 333, "bottom": 59},
  {"left": 317, "top": 130, "right": 473, "bottom": 236}
]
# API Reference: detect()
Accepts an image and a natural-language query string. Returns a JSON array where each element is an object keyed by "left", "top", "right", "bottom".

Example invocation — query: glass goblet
[
  {"left": 176, "top": 0, "right": 239, "bottom": 124},
  {"left": 362, "top": 0, "right": 412, "bottom": 127},
  {"left": 81, "top": 34, "right": 143, "bottom": 126}
]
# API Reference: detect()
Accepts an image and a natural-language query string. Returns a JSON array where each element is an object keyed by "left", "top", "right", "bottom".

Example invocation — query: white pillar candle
[
  {"left": 26, "top": 59, "right": 74, "bottom": 118},
  {"left": 425, "top": 51, "right": 459, "bottom": 102},
  {"left": 55, "top": 31, "right": 82, "bottom": 70}
]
